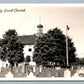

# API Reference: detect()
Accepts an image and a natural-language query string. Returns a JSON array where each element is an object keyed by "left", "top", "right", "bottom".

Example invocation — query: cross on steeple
[
  {"left": 37, "top": 16, "right": 43, "bottom": 36},
  {"left": 39, "top": 16, "right": 41, "bottom": 24}
]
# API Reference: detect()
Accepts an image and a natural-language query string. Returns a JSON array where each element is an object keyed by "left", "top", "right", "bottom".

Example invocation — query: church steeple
[{"left": 37, "top": 16, "right": 43, "bottom": 36}]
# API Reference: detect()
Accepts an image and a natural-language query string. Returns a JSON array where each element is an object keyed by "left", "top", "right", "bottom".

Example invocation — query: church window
[{"left": 29, "top": 48, "right": 32, "bottom": 51}]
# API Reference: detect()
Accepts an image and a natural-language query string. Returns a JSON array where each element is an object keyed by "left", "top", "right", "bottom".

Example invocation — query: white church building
[
  {"left": 17, "top": 24, "right": 44, "bottom": 73},
  {"left": 18, "top": 23, "right": 44, "bottom": 62}
]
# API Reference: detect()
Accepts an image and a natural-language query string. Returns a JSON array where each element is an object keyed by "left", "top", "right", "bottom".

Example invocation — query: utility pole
[
  {"left": 66, "top": 25, "right": 70, "bottom": 67},
  {"left": 64, "top": 25, "right": 71, "bottom": 78}
]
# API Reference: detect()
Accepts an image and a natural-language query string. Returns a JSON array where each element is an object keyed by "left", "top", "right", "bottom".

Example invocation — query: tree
[
  {"left": 0, "top": 29, "right": 24, "bottom": 66},
  {"left": 72, "top": 58, "right": 84, "bottom": 66},
  {"left": 33, "top": 27, "right": 76, "bottom": 68}
]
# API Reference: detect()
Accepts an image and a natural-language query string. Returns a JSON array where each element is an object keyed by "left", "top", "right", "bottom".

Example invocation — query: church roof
[{"left": 18, "top": 35, "right": 36, "bottom": 45}]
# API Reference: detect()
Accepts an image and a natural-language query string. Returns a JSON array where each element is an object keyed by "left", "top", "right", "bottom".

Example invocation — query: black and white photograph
[{"left": 0, "top": 4, "right": 83, "bottom": 80}]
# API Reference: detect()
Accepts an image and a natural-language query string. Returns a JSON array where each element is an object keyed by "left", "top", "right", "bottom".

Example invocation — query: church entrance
[{"left": 24, "top": 55, "right": 31, "bottom": 74}]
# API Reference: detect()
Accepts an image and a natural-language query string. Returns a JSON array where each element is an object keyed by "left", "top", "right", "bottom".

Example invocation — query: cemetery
[
  {"left": 0, "top": 23, "right": 83, "bottom": 79},
  {"left": 0, "top": 61, "right": 84, "bottom": 78}
]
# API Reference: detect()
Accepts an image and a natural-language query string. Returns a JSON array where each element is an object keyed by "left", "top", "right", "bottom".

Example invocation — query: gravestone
[
  {"left": 26, "top": 70, "right": 36, "bottom": 78},
  {"left": 55, "top": 67, "right": 60, "bottom": 70},
  {"left": 64, "top": 69, "right": 71, "bottom": 77},
  {"left": 40, "top": 68, "right": 51, "bottom": 77},
  {"left": 79, "top": 67, "right": 84, "bottom": 74},
  {"left": 33, "top": 66, "right": 36, "bottom": 72},
  {"left": 72, "top": 70, "right": 79, "bottom": 78},
  {"left": 5, "top": 71, "right": 13, "bottom": 78},
  {"left": 39, "top": 65, "right": 42, "bottom": 73},
  {"left": 59, "top": 68, "right": 65, "bottom": 77},
  {"left": 77, "top": 67, "right": 84, "bottom": 77},
  {"left": 29, "top": 61, "right": 36, "bottom": 73},
  {"left": 0, "top": 60, "right": 3, "bottom": 72},
  {"left": 22, "top": 63, "right": 25, "bottom": 73},
  {"left": 15, "top": 67, "right": 19, "bottom": 73}
]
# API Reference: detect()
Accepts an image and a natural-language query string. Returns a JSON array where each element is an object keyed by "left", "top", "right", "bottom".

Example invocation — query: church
[{"left": 17, "top": 23, "right": 44, "bottom": 63}]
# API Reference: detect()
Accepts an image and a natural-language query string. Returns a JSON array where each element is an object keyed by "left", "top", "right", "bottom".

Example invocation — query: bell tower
[{"left": 37, "top": 17, "right": 43, "bottom": 36}]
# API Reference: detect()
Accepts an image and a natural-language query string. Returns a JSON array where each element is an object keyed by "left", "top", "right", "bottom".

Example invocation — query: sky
[{"left": 0, "top": 4, "right": 84, "bottom": 58}]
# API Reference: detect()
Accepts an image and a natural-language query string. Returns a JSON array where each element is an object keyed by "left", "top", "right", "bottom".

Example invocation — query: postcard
[{"left": 0, "top": 4, "right": 84, "bottom": 81}]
